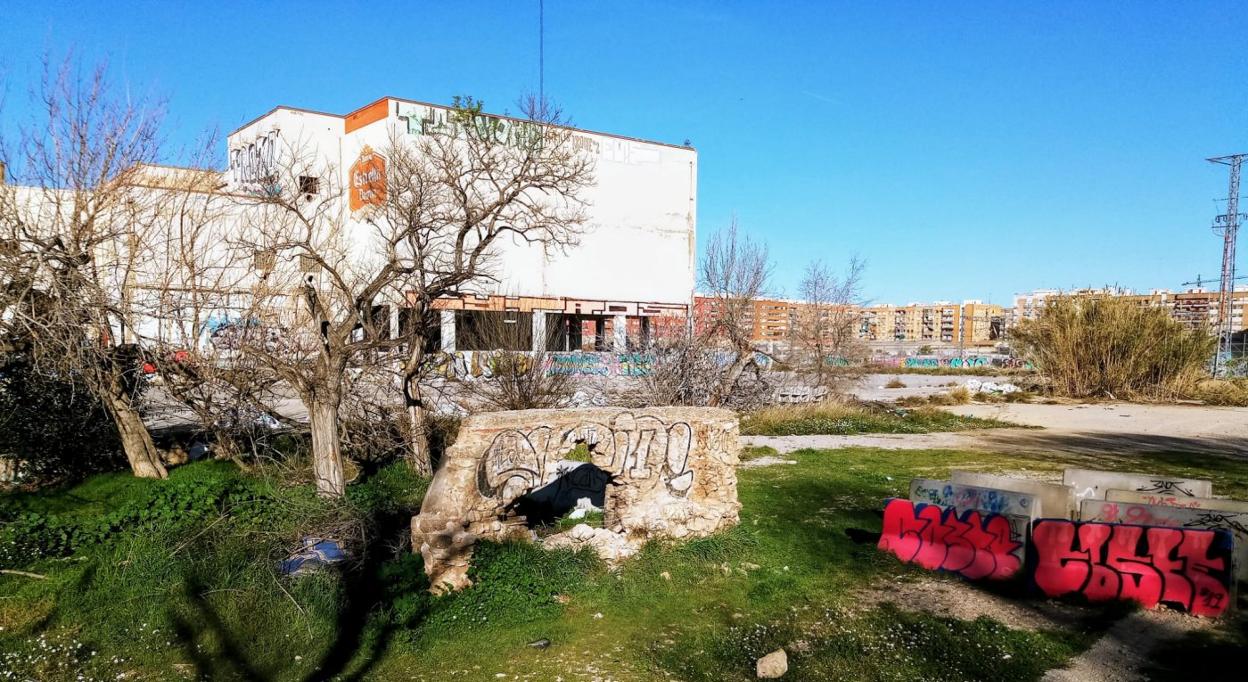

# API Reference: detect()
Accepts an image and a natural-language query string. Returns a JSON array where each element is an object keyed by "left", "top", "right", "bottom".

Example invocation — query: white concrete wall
[{"left": 227, "top": 99, "right": 697, "bottom": 307}]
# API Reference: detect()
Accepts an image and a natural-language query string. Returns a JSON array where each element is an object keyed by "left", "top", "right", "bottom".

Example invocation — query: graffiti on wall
[
  {"left": 869, "top": 356, "right": 1032, "bottom": 370},
  {"left": 477, "top": 412, "right": 695, "bottom": 502},
  {"left": 1081, "top": 499, "right": 1248, "bottom": 582},
  {"left": 909, "top": 479, "right": 1038, "bottom": 518},
  {"left": 877, "top": 499, "right": 1024, "bottom": 580},
  {"left": 429, "top": 351, "right": 655, "bottom": 380},
  {"left": 1031, "top": 519, "right": 1234, "bottom": 617}
]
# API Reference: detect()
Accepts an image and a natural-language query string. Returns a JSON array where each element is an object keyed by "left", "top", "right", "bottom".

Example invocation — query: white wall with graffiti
[{"left": 227, "top": 97, "right": 697, "bottom": 309}]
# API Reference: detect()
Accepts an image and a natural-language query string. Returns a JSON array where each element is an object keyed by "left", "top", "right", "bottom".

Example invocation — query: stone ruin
[{"left": 411, "top": 407, "right": 741, "bottom": 592}]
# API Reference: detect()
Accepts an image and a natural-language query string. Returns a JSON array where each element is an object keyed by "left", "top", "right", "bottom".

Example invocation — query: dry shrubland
[{"left": 1010, "top": 296, "right": 1215, "bottom": 400}]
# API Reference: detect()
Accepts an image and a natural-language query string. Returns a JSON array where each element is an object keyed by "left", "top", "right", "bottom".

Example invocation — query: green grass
[
  {"left": 3, "top": 445, "right": 1248, "bottom": 680},
  {"left": 740, "top": 401, "right": 1009, "bottom": 436}
]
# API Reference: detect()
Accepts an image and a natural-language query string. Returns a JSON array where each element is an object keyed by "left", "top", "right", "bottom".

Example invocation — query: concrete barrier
[
  {"left": 1080, "top": 498, "right": 1248, "bottom": 582},
  {"left": 909, "top": 478, "right": 1040, "bottom": 519},
  {"left": 1064, "top": 468, "right": 1212, "bottom": 503},
  {"left": 949, "top": 471, "right": 1075, "bottom": 519},
  {"left": 1105, "top": 489, "right": 1248, "bottom": 514}
]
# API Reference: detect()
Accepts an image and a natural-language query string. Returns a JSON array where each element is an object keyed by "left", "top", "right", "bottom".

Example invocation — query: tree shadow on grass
[{"left": 169, "top": 507, "right": 429, "bottom": 681}]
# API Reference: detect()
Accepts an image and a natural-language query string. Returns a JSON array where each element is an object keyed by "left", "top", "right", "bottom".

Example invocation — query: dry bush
[
  {"left": 948, "top": 386, "right": 971, "bottom": 404},
  {"left": 451, "top": 312, "right": 576, "bottom": 412},
  {"left": 785, "top": 258, "right": 867, "bottom": 392},
  {"left": 460, "top": 352, "right": 577, "bottom": 412},
  {"left": 1192, "top": 378, "right": 1248, "bottom": 406},
  {"left": 1010, "top": 296, "right": 1215, "bottom": 400},
  {"left": 884, "top": 378, "right": 907, "bottom": 389},
  {"left": 615, "top": 336, "right": 773, "bottom": 411}
]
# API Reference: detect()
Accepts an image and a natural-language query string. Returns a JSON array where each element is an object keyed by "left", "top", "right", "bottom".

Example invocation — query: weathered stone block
[{"left": 411, "top": 407, "right": 741, "bottom": 592}]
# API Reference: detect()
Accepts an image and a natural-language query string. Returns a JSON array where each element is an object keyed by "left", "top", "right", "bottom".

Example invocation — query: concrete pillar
[
  {"left": 440, "top": 310, "right": 456, "bottom": 351},
  {"left": 613, "top": 314, "right": 627, "bottom": 351},
  {"left": 532, "top": 312, "right": 547, "bottom": 351}
]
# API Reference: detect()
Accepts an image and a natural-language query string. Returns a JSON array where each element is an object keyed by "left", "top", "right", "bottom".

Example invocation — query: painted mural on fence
[
  {"left": 1031, "top": 519, "right": 1235, "bottom": 617},
  {"left": 883, "top": 355, "right": 1034, "bottom": 370},
  {"left": 878, "top": 498, "right": 1024, "bottom": 580},
  {"left": 428, "top": 351, "right": 656, "bottom": 380}
]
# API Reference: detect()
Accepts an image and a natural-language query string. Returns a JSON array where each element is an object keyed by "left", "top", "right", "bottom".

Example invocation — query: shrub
[
  {"left": 884, "top": 378, "right": 907, "bottom": 389},
  {"left": 0, "top": 464, "right": 283, "bottom": 567},
  {"left": 1192, "top": 378, "right": 1248, "bottom": 406},
  {"left": 1010, "top": 296, "right": 1215, "bottom": 399},
  {"left": 0, "top": 353, "right": 127, "bottom": 485}
]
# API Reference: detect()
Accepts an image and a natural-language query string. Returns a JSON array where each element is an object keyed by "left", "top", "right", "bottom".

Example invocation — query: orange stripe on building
[{"left": 344, "top": 98, "right": 391, "bottom": 133}]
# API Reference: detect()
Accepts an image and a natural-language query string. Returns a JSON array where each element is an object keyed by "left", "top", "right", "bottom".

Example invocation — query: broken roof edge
[{"left": 229, "top": 96, "right": 696, "bottom": 152}]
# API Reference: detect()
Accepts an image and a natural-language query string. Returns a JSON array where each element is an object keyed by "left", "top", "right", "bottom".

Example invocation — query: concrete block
[
  {"left": 949, "top": 471, "right": 1076, "bottom": 519},
  {"left": 909, "top": 478, "right": 1040, "bottom": 519},
  {"left": 1080, "top": 498, "right": 1248, "bottom": 582},
  {"left": 1064, "top": 468, "right": 1212, "bottom": 503},
  {"left": 1105, "top": 489, "right": 1248, "bottom": 514}
]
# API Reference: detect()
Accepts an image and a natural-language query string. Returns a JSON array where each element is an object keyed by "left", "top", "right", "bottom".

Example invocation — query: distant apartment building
[
  {"left": 692, "top": 296, "right": 1005, "bottom": 348},
  {"left": 1008, "top": 286, "right": 1248, "bottom": 335}
]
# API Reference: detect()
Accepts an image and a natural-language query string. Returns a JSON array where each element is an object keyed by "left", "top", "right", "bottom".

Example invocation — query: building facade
[
  {"left": 1008, "top": 286, "right": 1248, "bottom": 336},
  {"left": 124, "top": 96, "right": 699, "bottom": 353},
  {"left": 692, "top": 296, "right": 1006, "bottom": 350}
]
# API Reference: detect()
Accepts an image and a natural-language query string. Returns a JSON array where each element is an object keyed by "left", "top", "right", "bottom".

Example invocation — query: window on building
[
  {"left": 299, "top": 176, "right": 320, "bottom": 196},
  {"left": 456, "top": 310, "right": 532, "bottom": 351},
  {"left": 253, "top": 250, "right": 276, "bottom": 272},
  {"left": 299, "top": 254, "right": 320, "bottom": 273},
  {"left": 367, "top": 304, "right": 391, "bottom": 340}
]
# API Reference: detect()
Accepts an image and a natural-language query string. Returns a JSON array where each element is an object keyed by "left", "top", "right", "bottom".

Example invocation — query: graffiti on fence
[
  {"left": 430, "top": 351, "right": 656, "bottom": 380},
  {"left": 1031, "top": 519, "right": 1234, "bottom": 617},
  {"left": 870, "top": 355, "right": 1032, "bottom": 369},
  {"left": 878, "top": 498, "right": 1024, "bottom": 580}
]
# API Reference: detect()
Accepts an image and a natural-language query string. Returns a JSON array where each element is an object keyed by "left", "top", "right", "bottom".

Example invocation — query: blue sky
[{"left": 2, "top": 1, "right": 1246, "bottom": 305}]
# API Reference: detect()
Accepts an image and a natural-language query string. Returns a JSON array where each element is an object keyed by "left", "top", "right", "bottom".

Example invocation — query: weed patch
[{"left": 740, "top": 401, "right": 1007, "bottom": 436}]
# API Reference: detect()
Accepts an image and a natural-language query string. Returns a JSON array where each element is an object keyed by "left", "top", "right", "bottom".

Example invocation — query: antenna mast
[
  {"left": 1208, "top": 153, "right": 1248, "bottom": 374},
  {"left": 539, "top": 0, "right": 545, "bottom": 103}
]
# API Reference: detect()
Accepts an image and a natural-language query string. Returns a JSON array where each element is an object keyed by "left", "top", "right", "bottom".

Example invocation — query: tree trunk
[
  {"left": 711, "top": 345, "right": 754, "bottom": 408},
  {"left": 406, "top": 398, "right": 432, "bottom": 476},
  {"left": 401, "top": 327, "right": 434, "bottom": 476},
  {"left": 309, "top": 396, "right": 346, "bottom": 497},
  {"left": 106, "top": 394, "right": 167, "bottom": 479}
]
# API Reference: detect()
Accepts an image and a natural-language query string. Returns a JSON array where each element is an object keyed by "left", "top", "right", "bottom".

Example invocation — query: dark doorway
[{"left": 507, "top": 462, "right": 611, "bottom": 527}]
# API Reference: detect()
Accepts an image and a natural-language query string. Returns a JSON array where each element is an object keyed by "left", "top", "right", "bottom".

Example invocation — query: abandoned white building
[{"left": 223, "top": 96, "right": 698, "bottom": 353}]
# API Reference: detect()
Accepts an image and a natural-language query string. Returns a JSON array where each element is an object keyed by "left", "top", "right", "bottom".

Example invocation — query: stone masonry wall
[{"left": 411, "top": 407, "right": 740, "bottom": 592}]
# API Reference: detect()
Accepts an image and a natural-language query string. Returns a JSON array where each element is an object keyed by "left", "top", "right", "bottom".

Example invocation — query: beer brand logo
[{"left": 349, "top": 146, "right": 386, "bottom": 211}]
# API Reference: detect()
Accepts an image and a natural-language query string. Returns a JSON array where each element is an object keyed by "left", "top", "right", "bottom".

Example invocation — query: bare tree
[
  {"left": 226, "top": 95, "right": 594, "bottom": 494},
  {"left": 0, "top": 58, "right": 173, "bottom": 478},
  {"left": 696, "top": 219, "right": 773, "bottom": 407},
  {"left": 448, "top": 309, "right": 576, "bottom": 412},
  {"left": 788, "top": 257, "right": 866, "bottom": 389},
  {"left": 378, "top": 95, "right": 594, "bottom": 474}
]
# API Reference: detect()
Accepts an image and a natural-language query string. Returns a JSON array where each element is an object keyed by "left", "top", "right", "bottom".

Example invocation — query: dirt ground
[
  {"left": 746, "top": 399, "right": 1248, "bottom": 681},
  {"left": 744, "top": 401, "right": 1248, "bottom": 458}
]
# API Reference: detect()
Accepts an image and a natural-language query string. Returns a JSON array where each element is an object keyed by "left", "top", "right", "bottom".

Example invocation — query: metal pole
[{"left": 1208, "top": 154, "right": 1247, "bottom": 375}]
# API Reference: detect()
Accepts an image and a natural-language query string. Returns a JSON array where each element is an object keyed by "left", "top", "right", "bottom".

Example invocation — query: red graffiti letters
[
  {"left": 878, "top": 498, "right": 1023, "bottom": 580},
  {"left": 1031, "top": 520, "right": 1234, "bottom": 617}
]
